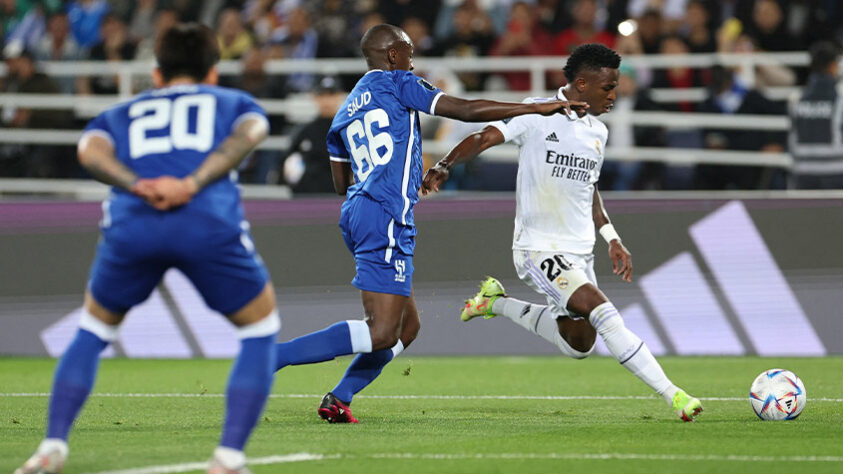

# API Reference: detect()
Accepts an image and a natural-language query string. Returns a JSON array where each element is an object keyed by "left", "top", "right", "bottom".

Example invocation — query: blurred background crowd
[{"left": 1, "top": 0, "right": 842, "bottom": 191}]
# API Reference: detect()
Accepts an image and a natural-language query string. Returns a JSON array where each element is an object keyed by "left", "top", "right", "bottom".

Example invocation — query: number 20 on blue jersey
[{"left": 128, "top": 94, "right": 217, "bottom": 159}]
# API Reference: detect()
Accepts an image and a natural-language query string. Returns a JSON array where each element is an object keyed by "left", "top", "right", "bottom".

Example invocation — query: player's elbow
[
  {"left": 77, "top": 150, "right": 90, "bottom": 167},
  {"left": 468, "top": 129, "right": 500, "bottom": 154},
  {"left": 77, "top": 149, "right": 98, "bottom": 170}
]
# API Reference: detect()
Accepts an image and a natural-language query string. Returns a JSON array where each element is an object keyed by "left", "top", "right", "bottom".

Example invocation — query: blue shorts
[
  {"left": 88, "top": 207, "right": 269, "bottom": 315},
  {"left": 340, "top": 194, "right": 415, "bottom": 296}
]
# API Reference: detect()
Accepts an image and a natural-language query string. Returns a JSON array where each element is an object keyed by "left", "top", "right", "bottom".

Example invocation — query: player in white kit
[{"left": 422, "top": 44, "right": 703, "bottom": 422}]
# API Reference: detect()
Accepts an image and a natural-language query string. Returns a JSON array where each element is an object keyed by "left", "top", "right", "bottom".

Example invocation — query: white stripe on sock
[
  {"left": 347, "top": 320, "right": 372, "bottom": 353},
  {"left": 391, "top": 340, "right": 405, "bottom": 358},
  {"left": 236, "top": 310, "right": 281, "bottom": 339},
  {"left": 78, "top": 310, "right": 119, "bottom": 342}
]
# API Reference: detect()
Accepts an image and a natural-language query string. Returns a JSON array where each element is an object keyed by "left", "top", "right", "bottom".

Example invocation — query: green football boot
[
  {"left": 461, "top": 277, "right": 506, "bottom": 322},
  {"left": 673, "top": 389, "right": 703, "bottom": 422}
]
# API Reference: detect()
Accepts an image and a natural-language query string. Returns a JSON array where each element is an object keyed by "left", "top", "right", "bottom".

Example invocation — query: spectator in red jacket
[
  {"left": 553, "top": 0, "right": 615, "bottom": 56},
  {"left": 489, "top": 1, "right": 554, "bottom": 91}
]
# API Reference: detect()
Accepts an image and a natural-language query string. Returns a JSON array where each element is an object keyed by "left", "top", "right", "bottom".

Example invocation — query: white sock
[
  {"left": 37, "top": 438, "right": 68, "bottom": 457},
  {"left": 590, "top": 302, "right": 678, "bottom": 405},
  {"left": 346, "top": 319, "right": 372, "bottom": 353},
  {"left": 213, "top": 446, "right": 246, "bottom": 469},
  {"left": 391, "top": 339, "right": 405, "bottom": 358},
  {"left": 493, "top": 297, "right": 591, "bottom": 359}
]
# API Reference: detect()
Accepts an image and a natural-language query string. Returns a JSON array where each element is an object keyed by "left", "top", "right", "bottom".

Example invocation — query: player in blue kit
[
  {"left": 16, "top": 24, "right": 278, "bottom": 474},
  {"left": 272, "top": 24, "right": 586, "bottom": 423}
]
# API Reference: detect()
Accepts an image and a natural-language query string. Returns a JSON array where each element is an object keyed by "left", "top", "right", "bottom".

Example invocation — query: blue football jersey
[
  {"left": 82, "top": 84, "right": 268, "bottom": 225},
  {"left": 327, "top": 70, "right": 444, "bottom": 227}
]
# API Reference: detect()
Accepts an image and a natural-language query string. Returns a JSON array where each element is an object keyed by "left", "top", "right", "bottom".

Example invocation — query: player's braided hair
[
  {"left": 562, "top": 43, "right": 621, "bottom": 82},
  {"left": 155, "top": 23, "right": 220, "bottom": 82}
]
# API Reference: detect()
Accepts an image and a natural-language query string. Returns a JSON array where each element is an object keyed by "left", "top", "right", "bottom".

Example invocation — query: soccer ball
[{"left": 749, "top": 369, "right": 806, "bottom": 420}]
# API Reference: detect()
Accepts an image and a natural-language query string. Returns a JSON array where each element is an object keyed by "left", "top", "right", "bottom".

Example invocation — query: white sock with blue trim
[{"left": 590, "top": 302, "right": 677, "bottom": 405}]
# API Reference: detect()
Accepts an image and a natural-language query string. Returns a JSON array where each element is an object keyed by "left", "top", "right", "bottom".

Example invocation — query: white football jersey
[{"left": 488, "top": 90, "right": 608, "bottom": 255}]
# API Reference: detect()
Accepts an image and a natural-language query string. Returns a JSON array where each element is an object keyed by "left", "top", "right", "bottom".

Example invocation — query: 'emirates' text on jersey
[
  {"left": 81, "top": 84, "right": 269, "bottom": 226},
  {"left": 489, "top": 93, "right": 608, "bottom": 255},
  {"left": 327, "top": 70, "right": 444, "bottom": 227}
]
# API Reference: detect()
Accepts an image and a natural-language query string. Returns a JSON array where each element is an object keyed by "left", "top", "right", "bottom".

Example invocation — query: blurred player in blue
[
  {"left": 17, "top": 24, "right": 279, "bottom": 474},
  {"left": 272, "top": 24, "right": 586, "bottom": 423}
]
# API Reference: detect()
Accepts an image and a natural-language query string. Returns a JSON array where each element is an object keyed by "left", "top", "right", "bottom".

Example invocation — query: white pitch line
[
  {"left": 3, "top": 393, "right": 843, "bottom": 402},
  {"left": 93, "top": 453, "right": 335, "bottom": 474},
  {"left": 369, "top": 453, "right": 843, "bottom": 462},
  {"left": 89, "top": 451, "right": 843, "bottom": 473}
]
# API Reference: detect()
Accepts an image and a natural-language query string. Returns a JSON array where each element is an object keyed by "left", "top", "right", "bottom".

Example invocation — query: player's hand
[
  {"left": 133, "top": 176, "right": 198, "bottom": 210},
  {"left": 608, "top": 240, "right": 633, "bottom": 282},
  {"left": 421, "top": 162, "right": 450, "bottom": 195},
  {"left": 131, "top": 179, "right": 162, "bottom": 207},
  {"left": 534, "top": 100, "right": 589, "bottom": 118}
]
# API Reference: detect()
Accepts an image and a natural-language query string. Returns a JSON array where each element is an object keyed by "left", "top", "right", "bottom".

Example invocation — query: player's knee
[
  {"left": 556, "top": 333, "right": 595, "bottom": 360},
  {"left": 368, "top": 325, "right": 401, "bottom": 351},
  {"left": 401, "top": 317, "right": 420, "bottom": 347},
  {"left": 567, "top": 346, "right": 594, "bottom": 360},
  {"left": 566, "top": 333, "right": 596, "bottom": 356},
  {"left": 236, "top": 310, "right": 281, "bottom": 340}
]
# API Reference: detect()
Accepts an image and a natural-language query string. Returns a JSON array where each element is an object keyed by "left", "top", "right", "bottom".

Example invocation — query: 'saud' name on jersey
[{"left": 347, "top": 91, "right": 372, "bottom": 117}]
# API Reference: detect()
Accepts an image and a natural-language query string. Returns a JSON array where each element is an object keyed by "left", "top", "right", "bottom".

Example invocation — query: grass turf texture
[{"left": 1, "top": 356, "right": 841, "bottom": 474}]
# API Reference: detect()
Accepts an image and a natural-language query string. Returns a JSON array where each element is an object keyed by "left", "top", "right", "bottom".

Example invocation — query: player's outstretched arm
[
  {"left": 433, "top": 95, "right": 588, "bottom": 122},
  {"left": 593, "top": 187, "right": 633, "bottom": 282},
  {"left": 77, "top": 134, "right": 140, "bottom": 192},
  {"left": 422, "top": 125, "right": 505, "bottom": 195}
]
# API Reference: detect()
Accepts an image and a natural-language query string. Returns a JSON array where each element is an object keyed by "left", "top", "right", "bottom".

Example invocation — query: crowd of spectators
[{"left": 0, "top": 0, "right": 841, "bottom": 190}]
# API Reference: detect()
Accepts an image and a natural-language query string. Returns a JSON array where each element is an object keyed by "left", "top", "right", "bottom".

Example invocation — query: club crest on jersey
[
  {"left": 595, "top": 139, "right": 602, "bottom": 154},
  {"left": 417, "top": 78, "right": 436, "bottom": 91},
  {"left": 556, "top": 276, "right": 569, "bottom": 289},
  {"left": 394, "top": 259, "right": 407, "bottom": 282}
]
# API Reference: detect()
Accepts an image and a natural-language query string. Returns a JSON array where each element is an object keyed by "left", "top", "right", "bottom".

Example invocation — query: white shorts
[{"left": 512, "top": 249, "right": 597, "bottom": 319}]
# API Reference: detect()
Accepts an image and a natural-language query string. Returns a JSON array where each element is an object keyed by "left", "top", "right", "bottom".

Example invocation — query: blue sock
[
  {"left": 274, "top": 321, "right": 354, "bottom": 370},
  {"left": 220, "top": 333, "right": 275, "bottom": 451},
  {"left": 47, "top": 329, "right": 108, "bottom": 440},
  {"left": 332, "top": 348, "right": 395, "bottom": 404}
]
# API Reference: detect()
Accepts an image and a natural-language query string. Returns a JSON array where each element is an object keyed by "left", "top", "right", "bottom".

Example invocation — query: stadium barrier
[
  {"left": 1, "top": 193, "right": 841, "bottom": 357},
  {"left": 0, "top": 52, "right": 808, "bottom": 169}
]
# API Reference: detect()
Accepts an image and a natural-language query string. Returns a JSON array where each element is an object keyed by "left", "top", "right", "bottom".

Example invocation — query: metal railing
[{"left": 0, "top": 52, "right": 810, "bottom": 173}]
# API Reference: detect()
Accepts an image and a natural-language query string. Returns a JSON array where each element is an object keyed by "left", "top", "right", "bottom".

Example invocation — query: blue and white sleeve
[
  {"left": 234, "top": 93, "right": 270, "bottom": 134},
  {"left": 80, "top": 113, "right": 116, "bottom": 148},
  {"left": 395, "top": 71, "right": 445, "bottom": 115},
  {"left": 326, "top": 129, "right": 349, "bottom": 163}
]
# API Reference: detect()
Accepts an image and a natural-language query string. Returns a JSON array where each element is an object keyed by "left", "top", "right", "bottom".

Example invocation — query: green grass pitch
[{"left": 2, "top": 356, "right": 842, "bottom": 473}]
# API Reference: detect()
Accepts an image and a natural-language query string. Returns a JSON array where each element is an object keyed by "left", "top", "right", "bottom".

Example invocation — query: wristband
[{"left": 599, "top": 223, "right": 621, "bottom": 244}]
